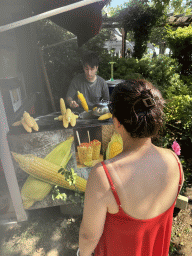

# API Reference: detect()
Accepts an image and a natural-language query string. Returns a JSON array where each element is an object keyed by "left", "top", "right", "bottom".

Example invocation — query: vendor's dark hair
[
  {"left": 81, "top": 52, "right": 99, "bottom": 68},
  {"left": 109, "top": 79, "right": 165, "bottom": 138}
]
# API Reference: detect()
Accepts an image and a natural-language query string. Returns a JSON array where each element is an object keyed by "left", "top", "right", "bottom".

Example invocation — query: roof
[{"left": 0, "top": 0, "right": 109, "bottom": 47}]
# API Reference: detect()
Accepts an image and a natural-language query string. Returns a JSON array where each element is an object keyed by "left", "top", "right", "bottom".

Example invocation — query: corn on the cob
[
  {"left": 109, "top": 142, "right": 123, "bottom": 159},
  {"left": 46, "top": 136, "right": 74, "bottom": 165},
  {"left": 54, "top": 115, "right": 63, "bottom": 121},
  {"left": 63, "top": 115, "right": 69, "bottom": 128},
  {"left": 55, "top": 114, "right": 78, "bottom": 122},
  {"left": 21, "top": 118, "right": 32, "bottom": 133},
  {"left": 106, "top": 133, "right": 123, "bottom": 159},
  {"left": 12, "top": 120, "right": 22, "bottom": 126},
  {"left": 21, "top": 176, "right": 52, "bottom": 209},
  {"left": 21, "top": 136, "right": 74, "bottom": 209},
  {"left": 92, "top": 106, "right": 97, "bottom": 111},
  {"left": 70, "top": 112, "right": 77, "bottom": 127},
  {"left": 12, "top": 152, "right": 86, "bottom": 192},
  {"left": 60, "top": 98, "right": 66, "bottom": 115},
  {"left": 65, "top": 108, "right": 72, "bottom": 122},
  {"left": 30, "top": 117, "right": 39, "bottom": 131},
  {"left": 77, "top": 91, "right": 89, "bottom": 112},
  {"left": 98, "top": 113, "right": 112, "bottom": 120},
  {"left": 23, "top": 112, "right": 35, "bottom": 127},
  {"left": 84, "top": 161, "right": 93, "bottom": 167}
]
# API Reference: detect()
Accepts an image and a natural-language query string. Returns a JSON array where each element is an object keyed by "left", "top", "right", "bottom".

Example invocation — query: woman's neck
[{"left": 122, "top": 133, "right": 152, "bottom": 154}]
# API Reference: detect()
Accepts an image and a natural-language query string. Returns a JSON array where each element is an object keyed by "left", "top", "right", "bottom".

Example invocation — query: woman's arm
[{"left": 79, "top": 163, "right": 108, "bottom": 256}]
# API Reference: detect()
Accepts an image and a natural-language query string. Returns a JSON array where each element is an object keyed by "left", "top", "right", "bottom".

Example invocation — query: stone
[{"left": 175, "top": 195, "right": 188, "bottom": 210}]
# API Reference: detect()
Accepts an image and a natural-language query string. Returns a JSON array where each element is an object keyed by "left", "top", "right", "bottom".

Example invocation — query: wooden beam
[
  {"left": 39, "top": 48, "right": 57, "bottom": 112},
  {"left": 122, "top": 28, "right": 125, "bottom": 58}
]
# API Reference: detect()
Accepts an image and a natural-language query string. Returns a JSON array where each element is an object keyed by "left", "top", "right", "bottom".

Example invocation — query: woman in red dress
[{"left": 78, "top": 79, "right": 184, "bottom": 256}]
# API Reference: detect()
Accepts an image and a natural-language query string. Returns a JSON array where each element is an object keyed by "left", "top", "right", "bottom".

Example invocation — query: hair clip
[{"left": 142, "top": 97, "right": 155, "bottom": 108}]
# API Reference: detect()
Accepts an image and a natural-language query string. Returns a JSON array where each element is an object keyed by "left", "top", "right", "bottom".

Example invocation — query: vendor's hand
[{"left": 69, "top": 100, "right": 79, "bottom": 108}]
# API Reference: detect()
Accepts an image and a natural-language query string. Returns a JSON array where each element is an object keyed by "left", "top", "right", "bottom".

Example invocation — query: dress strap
[
  {"left": 101, "top": 161, "right": 121, "bottom": 206},
  {"left": 170, "top": 152, "right": 183, "bottom": 195}
]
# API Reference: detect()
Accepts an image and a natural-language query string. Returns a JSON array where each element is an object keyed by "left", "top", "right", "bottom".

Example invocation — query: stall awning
[{"left": 0, "top": 0, "right": 109, "bottom": 47}]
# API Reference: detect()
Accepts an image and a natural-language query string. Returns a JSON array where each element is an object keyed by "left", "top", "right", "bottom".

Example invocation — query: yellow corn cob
[
  {"left": 98, "top": 113, "right": 112, "bottom": 120},
  {"left": 70, "top": 112, "right": 77, "bottom": 127},
  {"left": 12, "top": 120, "right": 22, "bottom": 126},
  {"left": 54, "top": 115, "right": 63, "bottom": 121},
  {"left": 23, "top": 112, "right": 35, "bottom": 127},
  {"left": 92, "top": 106, "right": 97, "bottom": 111},
  {"left": 84, "top": 161, "right": 93, "bottom": 167},
  {"left": 21, "top": 118, "right": 32, "bottom": 133},
  {"left": 106, "top": 133, "right": 123, "bottom": 159},
  {"left": 65, "top": 108, "right": 72, "bottom": 122},
  {"left": 21, "top": 177, "right": 52, "bottom": 209},
  {"left": 55, "top": 114, "right": 78, "bottom": 122},
  {"left": 77, "top": 91, "right": 89, "bottom": 112},
  {"left": 109, "top": 142, "right": 123, "bottom": 159},
  {"left": 12, "top": 152, "right": 87, "bottom": 192},
  {"left": 60, "top": 98, "right": 66, "bottom": 115},
  {"left": 31, "top": 117, "right": 39, "bottom": 131},
  {"left": 21, "top": 136, "right": 74, "bottom": 209},
  {"left": 63, "top": 115, "right": 69, "bottom": 128}
]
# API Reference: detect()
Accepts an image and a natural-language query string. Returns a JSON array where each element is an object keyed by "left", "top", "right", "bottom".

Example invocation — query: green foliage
[
  {"left": 58, "top": 168, "right": 77, "bottom": 186},
  {"left": 118, "top": 2, "right": 161, "bottom": 59},
  {"left": 165, "top": 25, "right": 192, "bottom": 75},
  {"left": 165, "top": 95, "right": 192, "bottom": 129},
  {"left": 99, "top": 53, "right": 182, "bottom": 93}
]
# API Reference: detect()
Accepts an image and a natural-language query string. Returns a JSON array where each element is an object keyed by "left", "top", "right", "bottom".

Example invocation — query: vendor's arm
[
  {"left": 79, "top": 163, "right": 108, "bottom": 256},
  {"left": 66, "top": 77, "right": 79, "bottom": 108},
  {"left": 66, "top": 96, "right": 79, "bottom": 108}
]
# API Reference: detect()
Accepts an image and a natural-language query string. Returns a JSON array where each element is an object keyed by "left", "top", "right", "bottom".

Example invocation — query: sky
[{"left": 108, "top": 0, "right": 127, "bottom": 8}]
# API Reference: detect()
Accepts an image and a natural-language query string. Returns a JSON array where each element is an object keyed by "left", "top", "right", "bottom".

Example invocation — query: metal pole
[
  {"left": 0, "top": 0, "right": 102, "bottom": 33},
  {"left": 43, "top": 37, "right": 77, "bottom": 50}
]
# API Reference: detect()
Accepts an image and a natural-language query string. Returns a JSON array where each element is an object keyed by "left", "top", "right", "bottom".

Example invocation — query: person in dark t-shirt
[{"left": 66, "top": 52, "right": 109, "bottom": 112}]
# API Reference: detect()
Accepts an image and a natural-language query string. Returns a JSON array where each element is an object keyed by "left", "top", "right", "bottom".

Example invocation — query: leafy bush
[
  {"left": 165, "top": 25, "right": 192, "bottom": 75},
  {"left": 100, "top": 54, "right": 192, "bottom": 191},
  {"left": 99, "top": 54, "right": 182, "bottom": 95}
]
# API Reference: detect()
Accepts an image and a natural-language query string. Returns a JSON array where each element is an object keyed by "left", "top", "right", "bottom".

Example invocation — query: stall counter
[{"left": 7, "top": 112, "right": 115, "bottom": 211}]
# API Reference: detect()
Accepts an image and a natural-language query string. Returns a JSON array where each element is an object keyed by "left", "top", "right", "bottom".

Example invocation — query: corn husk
[
  {"left": 20, "top": 136, "right": 74, "bottom": 209},
  {"left": 102, "top": 124, "right": 115, "bottom": 155}
]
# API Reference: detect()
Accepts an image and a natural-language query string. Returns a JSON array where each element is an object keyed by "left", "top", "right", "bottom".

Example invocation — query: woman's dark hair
[{"left": 109, "top": 79, "right": 165, "bottom": 138}]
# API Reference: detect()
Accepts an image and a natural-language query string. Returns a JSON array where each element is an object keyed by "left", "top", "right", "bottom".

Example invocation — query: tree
[
  {"left": 104, "top": 0, "right": 171, "bottom": 58},
  {"left": 149, "top": 0, "right": 192, "bottom": 54},
  {"left": 165, "top": 25, "right": 192, "bottom": 75},
  {"left": 118, "top": 1, "right": 162, "bottom": 59}
]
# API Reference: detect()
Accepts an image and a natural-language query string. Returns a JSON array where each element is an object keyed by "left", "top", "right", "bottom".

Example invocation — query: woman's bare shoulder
[{"left": 153, "top": 145, "right": 183, "bottom": 177}]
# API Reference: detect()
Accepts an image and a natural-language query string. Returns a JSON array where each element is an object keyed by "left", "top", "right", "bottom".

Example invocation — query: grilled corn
[
  {"left": 60, "top": 98, "right": 66, "bottom": 115},
  {"left": 77, "top": 91, "right": 89, "bottom": 112}
]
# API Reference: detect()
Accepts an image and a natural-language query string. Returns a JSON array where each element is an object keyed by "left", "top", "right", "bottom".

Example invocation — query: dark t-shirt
[{"left": 66, "top": 73, "right": 110, "bottom": 109}]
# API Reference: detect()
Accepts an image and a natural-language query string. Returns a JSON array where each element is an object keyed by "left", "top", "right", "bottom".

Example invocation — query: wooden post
[
  {"left": 39, "top": 48, "right": 56, "bottom": 112},
  {"left": 122, "top": 28, "right": 126, "bottom": 58},
  {"left": 0, "top": 93, "right": 28, "bottom": 222}
]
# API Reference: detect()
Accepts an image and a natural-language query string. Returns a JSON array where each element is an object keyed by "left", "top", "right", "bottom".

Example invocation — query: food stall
[{"left": 0, "top": 0, "right": 119, "bottom": 223}]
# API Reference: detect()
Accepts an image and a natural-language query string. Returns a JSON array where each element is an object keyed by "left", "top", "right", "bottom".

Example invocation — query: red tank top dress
[{"left": 94, "top": 155, "right": 182, "bottom": 256}]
